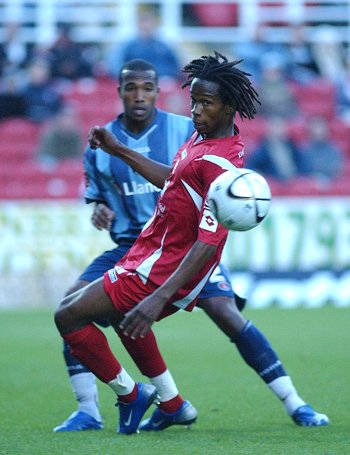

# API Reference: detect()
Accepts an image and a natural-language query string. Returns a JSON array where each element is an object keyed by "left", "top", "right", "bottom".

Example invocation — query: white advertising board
[
  {"left": 223, "top": 196, "right": 350, "bottom": 272},
  {"left": 0, "top": 197, "right": 349, "bottom": 308}
]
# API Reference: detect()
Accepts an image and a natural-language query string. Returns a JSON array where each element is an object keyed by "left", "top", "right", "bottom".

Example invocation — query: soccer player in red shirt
[{"left": 55, "top": 52, "right": 329, "bottom": 433}]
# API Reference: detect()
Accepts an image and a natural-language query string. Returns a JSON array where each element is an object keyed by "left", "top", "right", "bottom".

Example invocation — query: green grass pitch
[{"left": 0, "top": 307, "right": 349, "bottom": 455}]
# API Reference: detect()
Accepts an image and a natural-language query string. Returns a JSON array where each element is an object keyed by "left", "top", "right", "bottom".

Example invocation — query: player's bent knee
[
  {"left": 54, "top": 295, "right": 78, "bottom": 333},
  {"left": 54, "top": 306, "right": 67, "bottom": 333}
]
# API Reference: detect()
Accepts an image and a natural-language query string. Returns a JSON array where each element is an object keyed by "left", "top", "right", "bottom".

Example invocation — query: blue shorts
[
  {"left": 79, "top": 243, "right": 131, "bottom": 282},
  {"left": 80, "top": 244, "right": 235, "bottom": 300}
]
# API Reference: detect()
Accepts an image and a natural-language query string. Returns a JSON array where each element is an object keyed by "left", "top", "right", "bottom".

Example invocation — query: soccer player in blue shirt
[{"left": 54, "top": 58, "right": 329, "bottom": 432}]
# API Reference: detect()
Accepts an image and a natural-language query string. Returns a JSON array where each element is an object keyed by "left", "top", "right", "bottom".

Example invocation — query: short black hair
[
  {"left": 118, "top": 59, "right": 158, "bottom": 84},
  {"left": 182, "top": 51, "right": 259, "bottom": 120}
]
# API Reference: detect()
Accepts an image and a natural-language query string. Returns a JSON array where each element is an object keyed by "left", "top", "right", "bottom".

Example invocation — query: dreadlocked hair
[{"left": 181, "top": 51, "right": 260, "bottom": 120}]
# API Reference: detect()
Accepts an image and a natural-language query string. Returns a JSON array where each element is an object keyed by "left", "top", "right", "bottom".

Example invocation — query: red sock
[
  {"left": 63, "top": 324, "right": 121, "bottom": 383},
  {"left": 159, "top": 395, "right": 185, "bottom": 414},
  {"left": 117, "top": 328, "right": 167, "bottom": 377},
  {"left": 118, "top": 383, "right": 138, "bottom": 403}
]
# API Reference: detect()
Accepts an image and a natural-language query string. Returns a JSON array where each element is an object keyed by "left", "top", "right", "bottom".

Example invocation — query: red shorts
[{"left": 103, "top": 268, "right": 180, "bottom": 320}]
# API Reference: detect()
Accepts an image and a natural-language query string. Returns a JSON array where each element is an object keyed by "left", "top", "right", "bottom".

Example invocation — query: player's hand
[
  {"left": 91, "top": 203, "right": 115, "bottom": 231},
  {"left": 88, "top": 126, "right": 121, "bottom": 155},
  {"left": 119, "top": 295, "right": 165, "bottom": 339}
]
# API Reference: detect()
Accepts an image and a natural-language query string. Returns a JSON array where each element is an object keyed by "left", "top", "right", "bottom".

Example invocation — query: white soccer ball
[{"left": 207, "top": 168, "right": 271, "bottom": 231}]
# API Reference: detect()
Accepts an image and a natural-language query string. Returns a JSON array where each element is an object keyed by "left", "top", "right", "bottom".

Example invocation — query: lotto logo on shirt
[{"left": 199, "top": 208, "right": 218, "bottom": 232}]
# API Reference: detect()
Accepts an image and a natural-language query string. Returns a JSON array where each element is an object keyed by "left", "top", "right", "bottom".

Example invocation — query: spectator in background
[
  {"left": 246, "top": 116, "right": 307, "bottom": 181},
  {"left": 301, "top": 116, "right": 344, "bottom": 182},
  {"left": 22, "top": 58, "right": 63, "bottom": 122},
  {"left": 0, "top": 22, "right": 32, "bottom": 119},
  {"left": 0, "top": 72, "right": 26, "bottom": 119},
  {"left": 0, "top": 22, "right": 33, "bottom": 78},
  {"left": 286, "top": 22, "right": 319, "bottom": 84},
  {"left": 311, "top": 25, "right": 346, "bottom": 83},
  {"left": 105, "top": 7, "right": 181, "bottom": 81},
  {"left": 47, "top": 24, "right": 95, "bottom": 83},
  {"left": 231, "top": 23, "right": 290, "bottom": 83},
  {"left": 35, "top": 105, "right": 83, "bottom": 166},
  {"left": 257, "top": 53, "right": 298, "bottom": 119},
  {"left": 336, "top": 51, "right": 350, "bottom": 124}
]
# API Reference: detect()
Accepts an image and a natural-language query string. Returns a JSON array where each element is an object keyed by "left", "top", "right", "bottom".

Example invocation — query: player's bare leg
[
  {"left": 54, "top": 280, "right": 103, "bottom": 432},
  {"left": 55, "top": 278, "right": 159, "bottom": 434}
]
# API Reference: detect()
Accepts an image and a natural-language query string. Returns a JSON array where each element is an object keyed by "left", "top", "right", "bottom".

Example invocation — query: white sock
[
  {"left": 149, "top": 369, "right": 179, "bottom": 402},
  {"left": 268, "top": 376, "right": 306, "bottom": 415},
  {"left": 108, "top": 368, "right": 136, "bottom": 396},
  {"left": 70, "top": 372, "right": 101, "bottom": 421}
]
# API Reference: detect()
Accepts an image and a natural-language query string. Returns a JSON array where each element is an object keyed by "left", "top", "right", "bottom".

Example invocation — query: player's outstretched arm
[
  {"left": 119, "top": 240, "right": 217, "bottom": 339},
  {"left": 88, "top": 126, "right": 171, "bottom": 189}
]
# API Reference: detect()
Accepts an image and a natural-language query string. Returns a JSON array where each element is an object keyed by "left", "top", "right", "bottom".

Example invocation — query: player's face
[
  {"left": 190, "top": 78, "right": 234, "bottom": 139},
  {"left": 118, "top": 69, "right": 159, "bottom": 130}
]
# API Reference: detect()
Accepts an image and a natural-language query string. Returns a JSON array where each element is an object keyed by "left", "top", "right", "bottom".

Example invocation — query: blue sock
[
  {"left": 234, "top": 321, "right": 287, "bottom": 383},
  {"left": 63, "top": 339, "right": 91, "bottom": 376}
]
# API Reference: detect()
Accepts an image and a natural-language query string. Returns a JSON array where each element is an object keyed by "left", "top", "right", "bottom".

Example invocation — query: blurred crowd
[{"left": 0, "top": 6, "right": 350, "bottom": 195}]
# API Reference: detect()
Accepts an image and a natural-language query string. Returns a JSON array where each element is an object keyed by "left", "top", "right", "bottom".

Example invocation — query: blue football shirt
[{"left": 84, "top": 109, "right": 194, "bottom": 244}]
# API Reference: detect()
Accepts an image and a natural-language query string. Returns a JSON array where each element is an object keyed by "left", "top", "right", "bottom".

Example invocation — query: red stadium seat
[
  {"left": 330, "top": 119, "right": 350, "bottom": 156},
  {"left": 191, "top": 3, "right": 239, "bottom": 27},
  {"left": 0, "top": 159, "right": 83, "bottom": 200},
  {"left": 0, "top": 145, "right": 33, "bottom": 162},
  {"left": 268, "top": 175, "right": 350, "bottom": 196},
  {"left": 0, "top": 179, "right": 81, "bottom": 200},
  {"left": 0, "top": 118, "right": 42, "bottom": 165},
  {"left": 340, "top": 160, "right": 350, "bottom": 178},
  {"left": 236, "top": 116, "right": 267, "bottom": 152},
  {"left": 65, "top": 78, "right": 116, "bottom": 101},
  {"left": 0, "top": 118, "right": 42, "bottom": 142},
  {"left": 158, "top": 79, "right": 190, "bottom": 115},
  {"left": 287, "top": 119, "right": 308, "bottom": 145},
  {"left": 292, "top": 80, "right": 336, "bottom": 120},
  {"left": 65, "top": 78, "right": 121, "bottom": 128},
  {"left": 326, "top": 177, "right": 350, "bottom": 195}
]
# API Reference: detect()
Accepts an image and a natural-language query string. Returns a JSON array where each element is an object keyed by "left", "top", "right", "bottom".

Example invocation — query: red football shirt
[{"left": 117, "top": 130, "right": 245, "bottom": 311}]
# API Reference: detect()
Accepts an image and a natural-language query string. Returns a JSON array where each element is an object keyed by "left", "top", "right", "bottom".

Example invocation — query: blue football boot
[
  {"left": 117, "top": 383, "right": 158, "bottom": 434},
  {"left": 292, "top": 404, "right": 330, "bottom": 426},
  {"left": 139, "top": 400, "right": 198, "bottom": 431},
  {"left": 53, "top": 411, "right": 103, "bottom": 432}
]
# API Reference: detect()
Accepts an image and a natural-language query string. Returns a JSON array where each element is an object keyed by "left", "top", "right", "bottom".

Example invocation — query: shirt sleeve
[
  {"left": 197, "top": 195, "right": 228, "bottom": 246},
  {"left": 83, "top": 146, "right": 105, "bottom": 204},
  {"left": 194, "top": 158, "right": 229, "bottom": 246}
]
